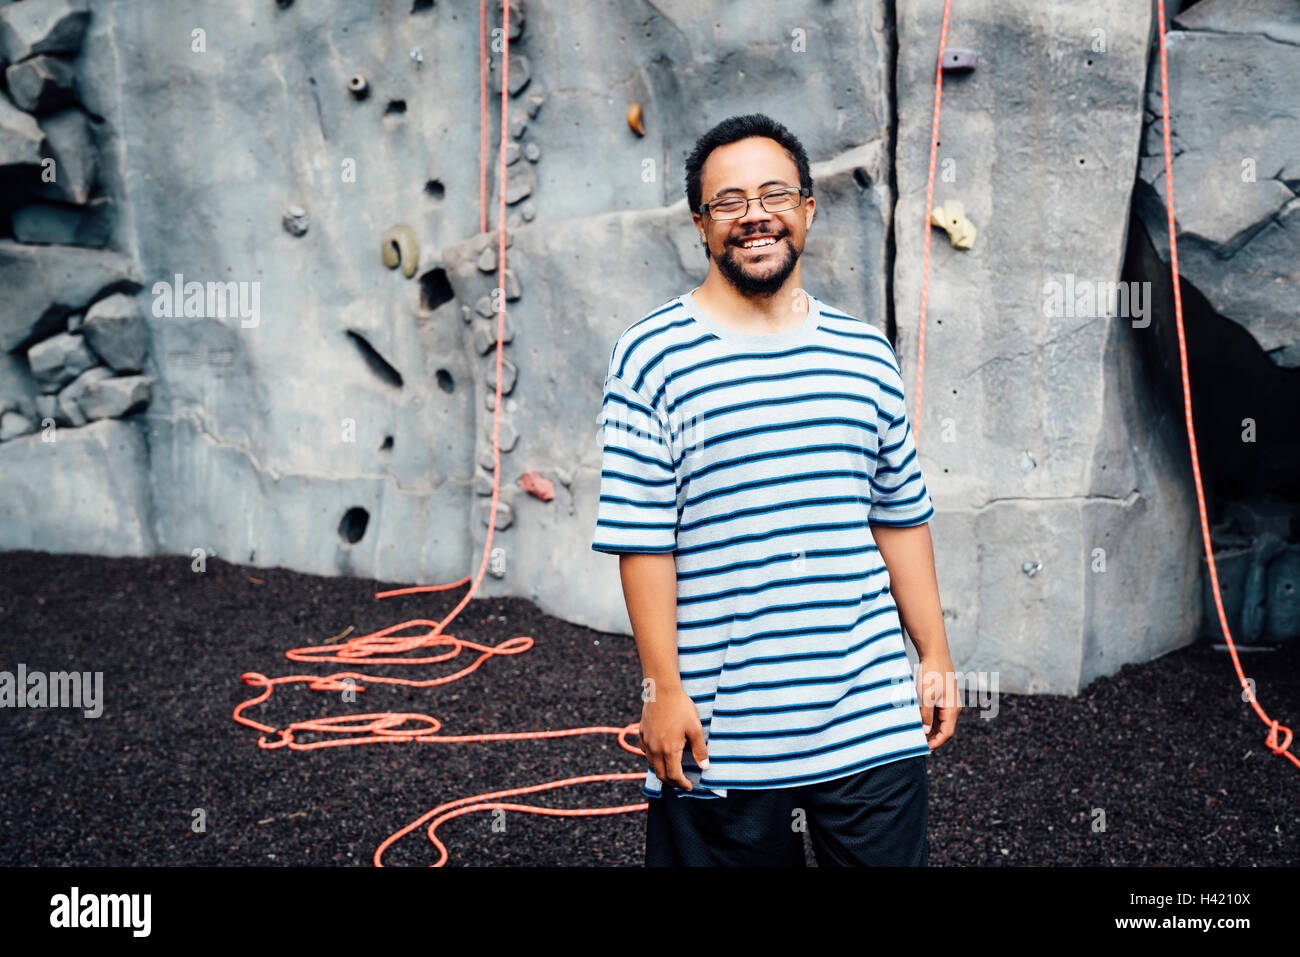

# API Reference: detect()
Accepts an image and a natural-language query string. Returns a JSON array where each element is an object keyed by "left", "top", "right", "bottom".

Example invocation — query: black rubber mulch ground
[{"left": 0, "top": 550, "right": 1295, "bottom": 867}]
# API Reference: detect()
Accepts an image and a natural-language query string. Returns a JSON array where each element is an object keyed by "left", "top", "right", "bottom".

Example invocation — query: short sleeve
[
  {"left": 868, "top": 343, "right": 935, "bottom": 527},
  {"left": 591, "top": 373, "right": 680, "bottom": 554}
]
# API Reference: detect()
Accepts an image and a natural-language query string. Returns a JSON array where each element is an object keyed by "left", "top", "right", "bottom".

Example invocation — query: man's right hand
[{"left": 638, "top": 684, "right": 709, "bottom": 791}]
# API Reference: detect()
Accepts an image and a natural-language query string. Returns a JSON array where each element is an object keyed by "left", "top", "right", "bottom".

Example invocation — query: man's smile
[{"left": 736, "top": 234, "right": 783, "bottom": 253}]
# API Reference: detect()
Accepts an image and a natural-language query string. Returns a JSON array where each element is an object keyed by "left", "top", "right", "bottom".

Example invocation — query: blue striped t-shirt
[{"left": 591, "top": 287, "right": 935, "bottom": 799}]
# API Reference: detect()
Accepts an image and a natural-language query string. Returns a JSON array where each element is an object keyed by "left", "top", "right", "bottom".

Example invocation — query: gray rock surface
[
  {"left": 11, "top": 196, "right": 112, "bottom": 246},
  {"left": 0, "top": 349, "right": 38, "bottom": 419},
  {"left": 27, "top": 328, "right": 97, "bottom": 392},
  {"left": 892, "top": 0, "right": 1200, "bottom": 691},
  {"left": 21, "top": 0, "right": 895, "bottom": 594},
  {"left": 55, "top": 363, "right": 111, "bottom": 426},
  {"left": 1136, "top": 18, "right": 1300, "bottom": 367},
  {"left": 1175, "top": 0, "right": 1300, "bottom": 46},
  {"left": 35, "top": 107, "right": 96, "bottom": 204},
  {"left": 5, "top": 54, "right": 78, "bottom": 112},
  {"left": 0, "top": 409, "right": 34, "bottom": 440},
  {"left": 78, "top": 372, "right": 150, "bottom": 419},
  {"left": 81, "top": 291, "right": 147, "bottom": 372},
  {"left": 0, "top": 0, "right": 89, "bottom": 64},
  {"left": 0, "top": 240, "right": 136, "bottom": 350},
  {"left": 33, "top": 392, "right": 59, "bottom": 425},
  {"left": 0, "top": 88, "right": 44, "bottom": 170},
  {"left": 0, "top": 418, "right": 157, "bottom": 555}
]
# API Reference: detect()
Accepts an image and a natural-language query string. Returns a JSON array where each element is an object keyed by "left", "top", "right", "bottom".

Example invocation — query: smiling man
[{"left": 592, "top": 113, "right": 959, "bottom": 866}]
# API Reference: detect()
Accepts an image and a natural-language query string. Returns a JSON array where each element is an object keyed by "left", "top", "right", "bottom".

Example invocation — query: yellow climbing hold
[
  {"left": 381, "top": 225, "right": 419, "bottom": 278},
  {"left": 627, "top": 102, "right": 645, "bottom": 137},
  {"left": 931, "top": 200, "right": 977, "bottom": 249}
]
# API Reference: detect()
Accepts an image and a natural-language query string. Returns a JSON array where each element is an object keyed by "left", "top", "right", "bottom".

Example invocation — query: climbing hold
[
  {"left": 505, "top": 53, "right": 531, "bottom": 95},
  {"left": 347, "top": 75, "right": 369, "bottom": 99},
  {"left": 485, "top": 419, "right": 519, "bottom": 454},
  {"left": 931, "top": 199, "right": 977, "bottom": 249},
  {"left": 503, "top": 0, "right": 524, "bottom": 41},
  {"left": 410, "top": 46, "right": 424, "bottom": 68},
  {"left": 627, "top": 102, "right": 645, "bottom": 137},
  {"left": 282, "top": 205, "right": 309, "bottom": 237},
  {"left": 501, "top": 267, "right": 521, "bottom": 300},
  {"left": 486, "top": 354, "right": 517, "bottom": 395},
  {"left": 478, "top": 498, "right": 513, "bottom": 531},
  {"left": 504, "top": 161, "right": 535, "bottom": 203},
  {"left": 941, "top": 48, "right": 978, "bottom": 72},
  {"left": 519, "top": 471, "right": 555, "bottom": 502},
  {"left": 473, "top": 314, "right": 514, "bottom": 354},
  {"left": 381, "top": 225, "right": 419, "bottom": 278}
]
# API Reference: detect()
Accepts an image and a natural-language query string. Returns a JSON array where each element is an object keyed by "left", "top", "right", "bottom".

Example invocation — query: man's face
[{"left": 693, "top": 136, "right": 815, "bottom": 297}]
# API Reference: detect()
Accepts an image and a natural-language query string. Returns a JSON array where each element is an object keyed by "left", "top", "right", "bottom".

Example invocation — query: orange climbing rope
[
  {"left": 233, "top": 0, "right": 648, "bottom": 868},
  {"left": 912, "top": 0, "right": 950, "bottom": 445},
  {"left": 911, "top": 0, "right": 1295, "bottom": 768},
  {"left": 1153, "top": 0, "right": 1294, "bottom": 766}
]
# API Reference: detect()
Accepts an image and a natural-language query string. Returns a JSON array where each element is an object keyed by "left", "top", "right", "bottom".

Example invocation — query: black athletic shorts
[{"left": 645, "top": 755, "right": 928, "bottom": 866}]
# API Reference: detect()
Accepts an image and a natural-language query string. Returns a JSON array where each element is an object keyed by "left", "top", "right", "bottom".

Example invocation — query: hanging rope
[
  {"left": 912, "top": 0, "right": 1295, "bottom": 768},
  {"left": 1152, "top": 0, "right": 1294, "bottom": 766},
  {"left": 913, "top": 0, "right": 951, "bottom": 445}
]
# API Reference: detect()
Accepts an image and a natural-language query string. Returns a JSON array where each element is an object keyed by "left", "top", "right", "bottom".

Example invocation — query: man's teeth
[{"left": 740, "top": 237, "right": 778, "bottom": 248}]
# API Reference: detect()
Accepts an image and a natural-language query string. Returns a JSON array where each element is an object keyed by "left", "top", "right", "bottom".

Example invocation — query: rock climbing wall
[
  {"left": 0, "top": 0, "right": 1292, "bottom": 691},
  {"left": 1131, "top": 0, "right": 1300, "bottom": 647},
  {"left": 3, "top": 0, "right": 491, "bottom": 571},
  {"left": 1136, "top": 0, "right": 1299, "bottom": 367},
  {"left": 892, "top": 0, "right": 1203, "bottom": 692},
  {"left": 0, "top": 0, "right": 900, "bottom": 603},
  {"left": 442, "top": 0, "right": 898, "bottom": 624}
]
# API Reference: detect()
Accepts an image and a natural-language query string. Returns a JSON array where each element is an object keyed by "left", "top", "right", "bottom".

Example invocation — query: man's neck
[{"left": 692, "top": 274, "right": 811, "bottom": 334}]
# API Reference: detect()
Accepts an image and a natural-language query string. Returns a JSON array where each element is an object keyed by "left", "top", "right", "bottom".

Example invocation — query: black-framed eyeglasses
[{"left": 700, "top": 186, "right": 810, "bottom": 220}]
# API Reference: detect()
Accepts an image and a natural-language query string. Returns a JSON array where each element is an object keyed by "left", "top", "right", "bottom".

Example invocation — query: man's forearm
[
  {"left": 869, "top": 522, "right": 949, "bottom": 657},
  {"left": 618, "top": 552, "right": 681, "bottom": 694}
]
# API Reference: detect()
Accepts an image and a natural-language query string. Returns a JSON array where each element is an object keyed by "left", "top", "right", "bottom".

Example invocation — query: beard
[{"left": 709, "top": 233, "right": 799, "bottom": 297}]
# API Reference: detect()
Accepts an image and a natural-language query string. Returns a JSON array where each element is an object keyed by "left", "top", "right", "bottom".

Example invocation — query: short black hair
[{"left": 684, "top": 113, "right": 813, "bottom": 217}]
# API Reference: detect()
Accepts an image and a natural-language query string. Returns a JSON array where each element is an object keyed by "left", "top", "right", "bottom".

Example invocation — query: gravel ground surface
[{"left": 1, "top": 550, "right": 1295, "bottom": 867}]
